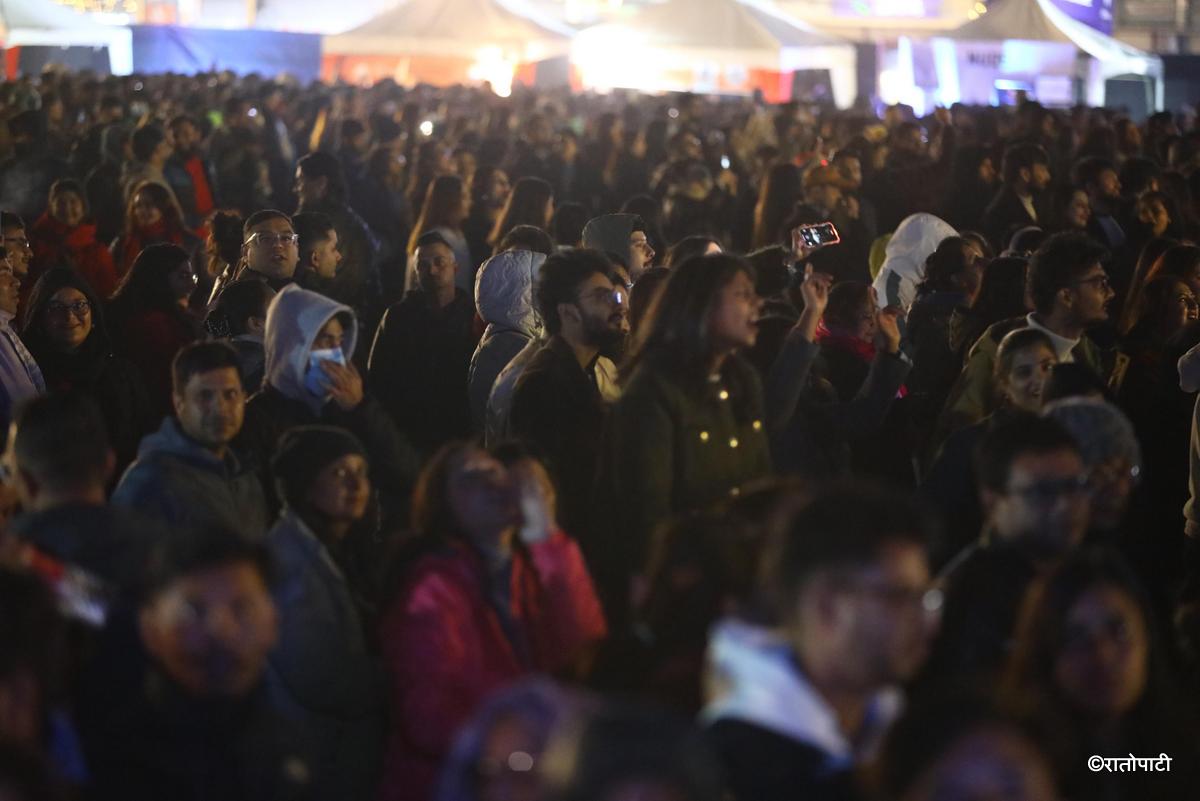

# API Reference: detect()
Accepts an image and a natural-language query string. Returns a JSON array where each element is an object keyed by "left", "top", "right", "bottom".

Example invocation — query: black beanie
[{"left": 272, "top": 426, "right": 368, "bottom": 510}]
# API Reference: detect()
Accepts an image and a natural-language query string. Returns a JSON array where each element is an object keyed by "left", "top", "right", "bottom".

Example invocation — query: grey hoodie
[
  {"left": 468, "top": 249, "right": 546, "bottom": 431},
  {"left": 113, "top": 416, "right": 269, "bottom": 537},
  {"left": 264, "top": 284, "right": 359, "bottom": 416},
  {"left": 582, "top": 214, "right": 638, "bottom": 268}
]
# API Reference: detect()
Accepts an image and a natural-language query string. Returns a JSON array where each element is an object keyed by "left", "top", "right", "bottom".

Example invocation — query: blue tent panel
[{"left": 130, "top": 25, "right": 321, "bottom": 81}]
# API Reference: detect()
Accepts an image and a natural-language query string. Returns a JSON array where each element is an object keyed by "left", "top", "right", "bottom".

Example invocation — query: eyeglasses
[
  {"left": 46, "top": 300, "right": 92, "bottom": 319},
  {"left": 247, "top": 232, "right": 299, "bottom": 247},
  {"left": 845, "top": 578, "right": 944, "bottom": 617},
  {"left": 1006, "top": 474, "right": 1091, "bottom": 504},
  {"left": 577, "top": 287, "right": 627, "bottom": 307},
  {"left": 1, "top": 236, "right": 30, "bottom": 250},
  {"left": 1072, "top": 274, "right": 1111, "bottom": 291}
]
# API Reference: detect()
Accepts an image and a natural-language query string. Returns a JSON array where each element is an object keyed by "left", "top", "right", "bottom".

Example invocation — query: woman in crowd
[
  {"left": 1002, "top": 549, "right": 1197, "bottom": 801},
  {"left": 106, "top": 243, "right": 200, "bottom": 414},
  {"left": 947, "top": 255, "right": 1031, "bottom": 363},
  {"left": 201, "top": 209, "right": 245, "bottom": 307},
  {"left": 408, "top": 174, "right": 472, "bottom": 292},
  {"left": 598, "top": 255, "right": 771, "bottom": 616},
  {"left": 489, "top": 177, "right": 554, "bottom": 256},
  {"left": 1116, "top": 236, "right": 1179, "bottom": 331},
  {"left": 940, "top": 145, "right": 1000, "bottom": 233},
  {"left": 1057, "top": 187, "right": 1093, "bottom": 234},
  {"left": 28, "top": 179, "right": 118, "bottom": 298},
  {"left": 377, "top": 443, "right": 605, "bottom": 801},
  {"left": 110, "top": 181, "right": 198, "bottom": 276},
  {"left": 921, "top": 328, "right": 1058, "bottom": 566},
  {"left": 21, "top": 267, "right": 151, "bottom": 472},
  {"left": 463, "top": 166, "right": 511, "bottom": 271},
  {"left": 751, "top": 164, "right": 803, "bottom": 250}
]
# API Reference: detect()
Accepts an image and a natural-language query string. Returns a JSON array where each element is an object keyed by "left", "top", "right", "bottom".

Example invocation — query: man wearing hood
[
  {"left": 113, "top": 342, "right": 268, "bottom": 537},
  {"left": 582, "top": 213, "right": 655, "bottom": 284},
  {"left": 467, "top": 248, "right": 547, "bottom": 432},
  {"left": 704, "top": 483, "right": 936, "bottom": 801},
  {"left": 239, "top": 284, "right": 419, "bottom": 526}
]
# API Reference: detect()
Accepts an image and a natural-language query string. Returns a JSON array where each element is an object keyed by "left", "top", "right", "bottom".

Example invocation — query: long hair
[
  {"left": 108, "top": 243, "right": 190, "bottom": 318},
  {"left": 409, "top": 174, "right": 466, "bottom": 255},
  {"left": 917, "top": 236, "right": 973, "bottom": 295},
  {"left": 122, "top": 181, "right": 185, "bottom": 239},
  {"left": 623, "top": 254, "right": 754, "bottom": 391},
  {"left": 752, "top": 163, "right": 803, "bottom": 250},
  {"left": 1124, "top": 274, "right": 1192, "bottom": 346},
  {"left": 1000, "top": 549, "right": 1189, "bottom": 779},
  {"left": 1119, "top": 240, "right": 1189, "bottom": 334},
  {"left": 21, "top": 265, "right": 110, "bottom": 353},
  {"left": 489, "top": 177, "right": 553, "bottom": 251}
]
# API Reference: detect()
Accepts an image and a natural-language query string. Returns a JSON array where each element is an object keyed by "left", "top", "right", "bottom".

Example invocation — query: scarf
[{"left": 815, "top": 322, "right": 908, "bottom": 398}]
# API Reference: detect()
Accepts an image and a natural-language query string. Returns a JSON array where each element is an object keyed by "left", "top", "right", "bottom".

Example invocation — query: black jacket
[
  {"left": 510, "top": 336, "right": 608, "bottom": 537},
  {"left": 368, "top": 290, "right": 477, "bottom": 457},
  {"left": 706, "top": 719, "right": 860, "bottom": 801},
  {"left": 981, "top": 186, "right": 1051, "bottom": 253}
]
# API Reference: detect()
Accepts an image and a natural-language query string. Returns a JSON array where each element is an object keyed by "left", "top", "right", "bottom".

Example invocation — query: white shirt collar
[{"left": 1026, "top": 313, "right": 1078, "bottom": 362}]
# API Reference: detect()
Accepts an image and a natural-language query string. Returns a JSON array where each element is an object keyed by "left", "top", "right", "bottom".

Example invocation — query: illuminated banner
[
  {"left": 1046, "top": 0, "right": 1113, "bottom": 33},
  {"left": 834, "top": 0, "right": 942, "bottom": 18}
]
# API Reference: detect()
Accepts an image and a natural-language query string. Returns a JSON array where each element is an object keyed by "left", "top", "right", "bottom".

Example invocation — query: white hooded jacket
[
  {"left": 264, "top": 284, "right": 359, "bottom": 416},
  {"left": 871, "top": 213, "right": 957, "bottom": 314}
]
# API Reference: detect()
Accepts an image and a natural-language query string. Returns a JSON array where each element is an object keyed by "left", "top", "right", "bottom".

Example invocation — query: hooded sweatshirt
[
  {"left": 582, "top": 214, "right": 637, "bottom": 269},
  {"left": 113, "top": 417, "right": 269, "bottom": 537},
  {"left": 468, "top": 250, "right": 546, "bottom": 431},
  {"left": 871, "top": 213, "right": 957, "bottom": 314},
  {"left": 242, "top": 285, "right": 418, "bottom": 522}
]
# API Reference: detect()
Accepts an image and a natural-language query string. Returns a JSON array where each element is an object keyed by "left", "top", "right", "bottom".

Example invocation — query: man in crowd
[
  {"left": 940, "top": 232, "right": 1112, "bottom": 437},
  {"left": 510, "top": 249, "right": 627, "bottom": 538},
  {"left": 6, "top": 394, "right": 161, "bottom": 595},
  {"left": 0, "top": 252, "right": 42, "bottom": 433},
  {"left": 981, "top": 143, "right": 1053, "bottom": 252},
  {"left": 921, "top": 414, "right": 1090, "bottom": 685},
  {"left": 0, "top": 213, "right": 32, "bottom": 287},
  {"left": 1072, "top": 156, "right": 1125, "bottom": 252},
  {"left": 368, "top": 231, "right": 476, "bottom": 457},
  {"left": 582, "top": 214, "right": 655, "bottom": 283},
  {"left": 705, "top": 482, "right": 937, "bottom": 801},
  {"left": 239, "top": 210, "right": 300, "bottom": 291},
  {"left": 113, "top": 342, "right": 269, "bottom": 537},
  {"left": 121, "top": 123, "right": 178, "bottom": 205},
  {"left": 164, "top": 114, "right": 217, "bottom": 230},
  {"left": 293, "top": 211, "right": 342, "bottom": 296}
]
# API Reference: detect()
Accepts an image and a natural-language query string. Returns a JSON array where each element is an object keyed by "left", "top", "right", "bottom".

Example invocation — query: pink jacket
[{"left": 377, "top": 532, "right": 606, "bottom": 801}]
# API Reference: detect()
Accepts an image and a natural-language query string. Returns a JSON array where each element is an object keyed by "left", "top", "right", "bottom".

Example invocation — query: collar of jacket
[{"left": 701, "top": 616, "right": 902, "bottom": 769}]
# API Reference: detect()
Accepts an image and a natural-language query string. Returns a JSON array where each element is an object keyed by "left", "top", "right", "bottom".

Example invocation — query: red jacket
[
  {"left": 29, "top": 214, "right": 119, "bottom": 299},
  {"left": 377, "top": 532, "right": 605, "bottom": 801},
  {"left": 112, "top": 309, "right": 198, "bottom": 415}
]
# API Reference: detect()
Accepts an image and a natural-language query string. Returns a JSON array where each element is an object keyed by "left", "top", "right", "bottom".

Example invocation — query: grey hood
[
  {"left": 263, "top": 284, "right": 358, "bottom": 406},
  {"left": 474, "top": 249, "right": 546, "bottom": 337},
  {"left": 583, "top": 214, "right": 637, "bottom": 267},
  {"left": 135, "top": 417, "right": 234, "bottom": 472}
]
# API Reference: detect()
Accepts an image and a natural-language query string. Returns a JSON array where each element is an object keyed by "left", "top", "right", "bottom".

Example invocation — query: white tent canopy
[
  {"left": 0, "top": 0, "right": 132, "bottom": 73},
  {"left": 323, "top": 0, "right": 573, "bottom": 62},
  {"left": 571, "top": 0, "right": 857, "bottom": 107},
  {"left": 935, "top": 0, "right": 1161, "bottom": 108}
]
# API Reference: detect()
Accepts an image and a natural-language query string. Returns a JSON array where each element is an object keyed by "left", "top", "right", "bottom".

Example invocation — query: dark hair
[
  {"left": 624, "top": 254, "right": 754, "bottom": 385},
  {"left": 409, "top": 441, "right": 475, "bottom": 546},
  {"left": 550, "top": 201, "right": 589, "bottom": 248},
  {"left": 124, "top": 181, "right": 184, "bottom": 238},
  {"left": 666, "top": 236, "right": 720, "bottom": 269},
  {"left": 130, "top": 123, "right": 166, "bottom": 163},
  {"left": 168, "top": 113, "right": 199, "bottom": 132},
  {"left": 12, "top": 393, "right": 111, "bottom": 490},
  {"left": 994, "top": 327, "right": 1056, "bottom": 386},
  {"left": 629, "top": 266, "right": 671, "bottom": 335},
  {"left": 534, "top": 249, "right": 613, "bottom": 336},
  {"left": 142, "top": 526, "right": 271, "bottom": 605},
  {"left": 498, "top": 225, "right": 554, "bottom": 257},
  {"left": 1026, "top": 232, "right": 1109, "bottom": 315},
  {"left": 823, "top": 280, "right": 874, "bottom": 331},
  {"left": 242, "top": 209, "right": 291, "bottom": 240},
  {"left": 110, "top": 242, "right": 190, "bottom": 314},
  {"left": 207, "top": 210, "right": 245, "bottom": 272},
  {"left": 292, "top": 211, "right": 336, "bottom": 260},
  {"left": 760, "top": 481, "right": 932, "bottom": 618},
  {"left": 171, "top": 340, "right": 242, "bottom": 396},
  {"left": 753, "top": 163, "right": 803, "bottom": 249},
  {"left": 490, "top": 177, "right": 553, "bottom": 250},
  {"left": 918, "top": 236, "right": 974, "bottom": 294},
  {"left": 1044, "top": 362, "right": 1109, "bottom": 404},
  {"left": 0, "top": 212, "right": 25, "bottom": 232},
  {"left": 1001, "top": 548, "right": 1187, "bottom": 770},
  {"left": 975, "top": 412, "right": 1080, "bottom": 493},
  {"left": 410, "top": 174, "right": 466, "bottom": 254},
  {"left": 1001, "top": 143, "right": 1049, "bottom": 186},
  {"left": 1117, "top": 236, "right": 1179, "bottom": 334},
  {"left": 297, "top": 151, "right": 347, "bottom": 205},
  {"left": 1119, "top": 156, "right": 1161, "bottom": 198},
  {"left": 746, "top": 245, "right": 790, "bottom": 299},
  {"left": 21, "top": 265, "right": 109, "bottom": 353},
  {"left": 48, "top": 177, "right": 86, "bottom": 208},
  {"left": 1070, "top": 156, "right": 1117, "bottom": 189},
  {"left": 207, "top": 279, "right": 275, "bottom": 338}
]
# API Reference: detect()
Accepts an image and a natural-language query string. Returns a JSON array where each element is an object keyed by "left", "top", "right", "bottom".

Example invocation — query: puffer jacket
[{"left": 467, "top": 249, "right": 546, "bottom": 431}]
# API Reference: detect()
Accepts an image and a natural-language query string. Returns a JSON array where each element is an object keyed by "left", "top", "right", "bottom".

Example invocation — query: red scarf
[
  {"left": 120, "top": 219, "right": 180, "bottom": 274},
  {"left": 815, "top": 321, "right": 908, "bottom": 398}
]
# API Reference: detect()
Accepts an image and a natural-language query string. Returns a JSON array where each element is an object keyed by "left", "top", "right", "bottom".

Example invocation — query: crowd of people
[{"left": 0, "top": 66, "right": 1199, "bottom": 801}]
